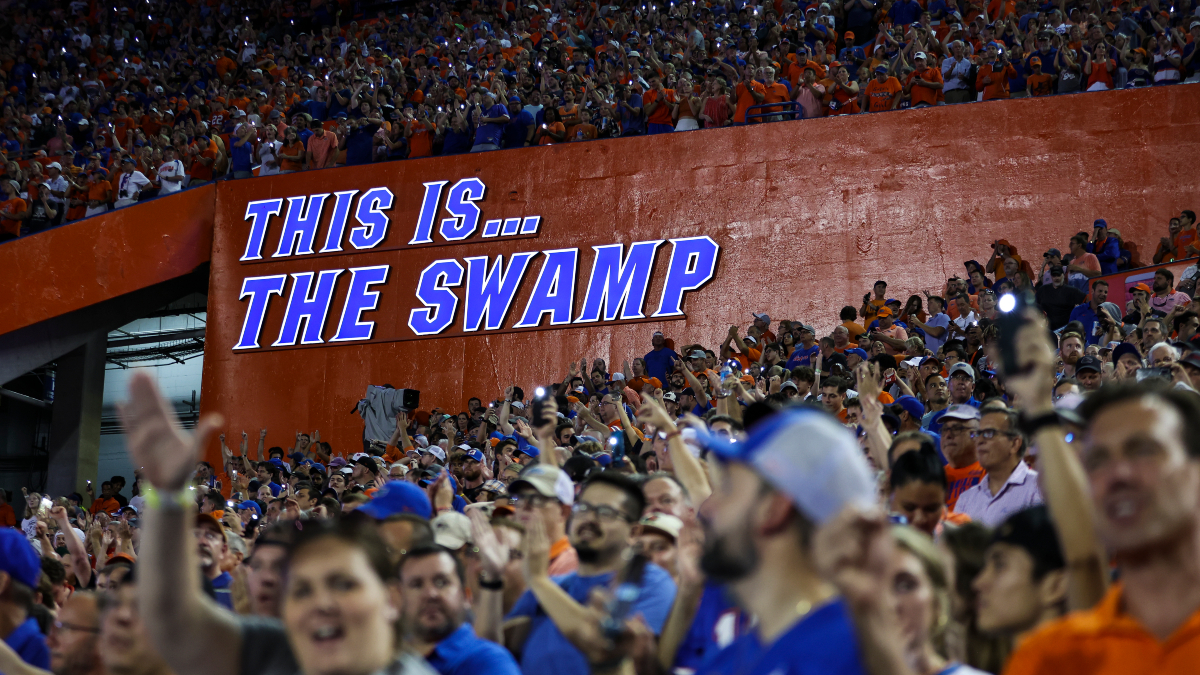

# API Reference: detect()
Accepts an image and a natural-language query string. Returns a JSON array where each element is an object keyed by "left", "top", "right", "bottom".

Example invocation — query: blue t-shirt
[
  {"left": 621, "top": 94, "right": 646, "bottom": 135},
  {"left": 426, "top": 623, "right": 521, "bottom": 675},
  {"left": 1068, "top": 302, "right": 1102, "bottom": 345},
  {"left": 473, "top": 103, "right": 510, "bottom": 147},
  {"left": 674, "top": 583, "right": 751, "bottom": 672},
  {"left": 502, "top": 109, "right": 534, "bottom": 149},
  {"left": 697, "top": 598, "right": 866, "bottom": 675},
  {"left": 507, "top": 565, "right": 676, "bottom": 675},
  {"left": 304, "top": 99, "right": 329, "bottom": 121},
  {"left": 442, "top": 129, "right": 473, "bottom": 155},
  {"left": 5, "top": 617, "right": 50, "bottom": 670},
  {"left": 230, "top": 139, "right": 254, "bottom": 172},
  {"left": 643, "top": 347, "right": 679, "bottom": 382},
  {"left": 785, "top": 344, "right": 820, "bottom": 369},
  {"left": 345, "top": 124, "right": 378, "bottom": 165},
  {"left": 212, "top": 571, "right": 234, "bottom": 610},
  {"left": 923, "top": 313, "right": 951, "bottom": 354}
]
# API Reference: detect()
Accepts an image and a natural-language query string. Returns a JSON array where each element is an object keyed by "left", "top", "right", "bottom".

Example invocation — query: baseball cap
[
  {"left": 432, "top": 511, "right": 473, "bottom": 549},
  {"left": 0, "top": 528, "right": 41, "bottom": 588},
  {"left": 744, "top": 335, "right": 759, "bottom": 346},
  {"left": 1045, "top": 247, "right": 1061, "bottom": 258},
  {"left": 638, "top": 513, "right": 684, "bottom": 540},
  {"left": 1076, "top": 355, "right": 1102, "bottom": 374},
  {"left": 509, "top": 464, "right": 575, "bottom": 505},
  {"left": 753, "top": 312, "right": 771, "bottom": 322},
  {"left": 798, "top": 323, "right": 816, "bottom": 334},
  {"left": 990, "top": 506, "right": 1065, "bottom": 576},
  {"left": 662, "top": 391, "right": 679, "bottom": 402},
  {"left": 845, "top": 347, "right": 869, "bottom": 360},
  {"left": 689, "top": 349, "right": 707, "bottom": 360},
  {"left": 328, "top": 456, "right": 348, "bottom": 469},
  {"left": 948, "top": 362, "right": 976, "bottom": 380},
  {"left": 195, "top": 512, "right": 224, "bottom": 537},
  {"left": 894, "top": 395, "right": 925, "bottom": 420},
  {"left": 941, "top": 404, "right": 981, "bottom": 421},
  {"left": 356, "top": 480, "right": 433, "bottom": 520},
  {"left": 914, "top": 51, "right": 927, "bottom": 60},
  {"left": 481, "top": 479, "right": 508, "bottom": 496},
  {"left": 876, "top": 306, "right": 893, "bottom": 317},
  {"left": 702, "top": 408, "right": 876, "bottom": 525},
  {"left": 463, "top": 448, "right": 485, "bottom": 463},
  {"left": 1029, "top": 56, "right": 1042, "bottom": 66},
  {"left": 47, "top": 162, "right": 62, "bottom": 170},
  {"left": 1094, "top": 218, "right": 1108, "bottom": 228},
  {"left": 1111, "top": 342, "right": 1142, "bottom": 366},
  {"left": 237, "top": 500, "right": 263, "bottom": 516},
  {"left": 874, "top": 64, "right": 889, "bottom": 74},
  {"left": 422, "top": 445, "right": 447, "bottom": 462},
  {"left": 1132, "top": 282, "right": 1152, "bottom": 294}
]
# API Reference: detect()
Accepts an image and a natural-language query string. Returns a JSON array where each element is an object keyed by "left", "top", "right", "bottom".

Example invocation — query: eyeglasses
[
  {"left": 940, "top": 425, "right": 977, "bottom": 438},
  {"left": 571, "top": 501, "right": 634, "bottom": 523},
  {"left": 53, "top": 621, "right": 100, "bottom": 635},
  {"left": 509, "top": 493, "right": 554, "bottom": 510},
  {"left": 977, "top": 428, "right": 1016, "bottom": 440}
]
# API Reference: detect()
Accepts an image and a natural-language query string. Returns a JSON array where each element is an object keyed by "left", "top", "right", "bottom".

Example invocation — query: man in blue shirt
[
  {"left": 695, "top": 408, "right": 874, "bottom": 675},
  {"left": 1087, "top": 219, "right": 1122, "bottom": 275},
  {"left": 644, "top": 331, "right": 680, "bottom": 383},
  {"left": 195, "top": 513, "right": 235, "bottom": 610},
  {"left": 489, "top": 472, "right": 676, "bottom": 675},
  {"left": 344, "top": 116, "right": 380, "bottom": 165},
  {"left": 0, "top": 528, "right": 51, "bottom": 670},
  {"left": 470, "top": 93, "right": 511, "bottom": 152},
  {"left": 1068, "top": 279, "right": 1111, "bottom": 345},
  {"left": 501, "top": 96, "right": 534, "bottom": 149},
  {"left": 784, "top": 324, "right": 820, "bottom": 369},
  {"left": 400, "top": 545, "right": 521, "bottom": 675}
]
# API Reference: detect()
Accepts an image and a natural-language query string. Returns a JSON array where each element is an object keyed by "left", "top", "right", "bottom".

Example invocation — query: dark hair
[
  {"left": 293, "top": 481, "right": 316, "bottom": 495},
  {"left": 928, "top": 295, "right": 946, "bottom": 311},
  {"left": 580, "top": 470, "right": 646, "bottom": 521},
  {"left": 889, "top": 444, "right": 947, "bottom": 492},
  {"left": 822, "top": 376, "right": 850, "bottom": 394},
  {"left": 708, "top": 414, "right": 743, "bottom": 431},
  {"left": 398, "top": 544, "right": 466, "bottom": 586},
  {"left": 981, "top": 407, "right": 1027, "bottom": 457},
  {"left": 1092, "top": 280, "right": 1109, "bottom": 291},
  {"left": 1078, "top": 381, "right": 1200, "bottom": 459},
  {"left": 840, "top": 306, "right": 858, "bottom": 321},
  {"left": 1175, "top": 311, "right": 1199, "bottom": 333},
  {"left": 1155, "top": 267, "right": 1175, "bottom": 286},
  {"left": 870, "top": 354, "right": 898, "bottom": 371},
  {"left": 1183, "top": 210, "right": 1196, "bottom": 223},
  {"left": 991, "top": 506, "right": 1065, "bottom": 581},
  {"left": 791, "top": 366, "right": 815, "bottom": 384}
]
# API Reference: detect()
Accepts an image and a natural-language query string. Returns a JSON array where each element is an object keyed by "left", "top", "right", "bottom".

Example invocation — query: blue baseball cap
[
  {"left": 0, "top": 528, "right": 41, "bottom": 588},
  {"left": 700, "top": 408, "right": 876, "bottom": 525},
  {"left": 1094, "top": 218, "right": 1108, "bottom": 228},
  {"left": 463, "top": 448, "right": 485, "bottom": 463},
  {"left": 357, "top": 480, "right": 432, "bottom": 520},
  {"left": 894, "top": 395, "right": 925, "bottom": 420},
  {"left": 845, "top": 347, "right": 869, "bottom": 360},
  {"left": 237, "top": 500, "right": 263, "bottom": 516},
  {"left": 515, "top": 444, "right": 540, "bottom": 457}
]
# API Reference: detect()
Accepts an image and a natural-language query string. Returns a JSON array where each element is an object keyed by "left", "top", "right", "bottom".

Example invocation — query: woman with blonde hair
[{"left": 891, "top": 526, "right": 989, "bottom": 675}]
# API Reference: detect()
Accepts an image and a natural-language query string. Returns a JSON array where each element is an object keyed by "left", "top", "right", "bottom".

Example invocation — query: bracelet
[
  {"left": 478, "top": 574, "right": 504, "bottom": 590},
  {"left": 1018, "top": 410, "right": 1063, "bottom": 437},
  {"left": 141, "top": 487, "right": 193, "bottom": 511}
]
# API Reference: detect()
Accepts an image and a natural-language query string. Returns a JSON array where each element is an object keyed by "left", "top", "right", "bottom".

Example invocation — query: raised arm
[
  {"left": 639, "top": 397, "right": 711, "bottom": 504},
  {"left": 119, "top": 373, "right": 243, "bottom": 675}
]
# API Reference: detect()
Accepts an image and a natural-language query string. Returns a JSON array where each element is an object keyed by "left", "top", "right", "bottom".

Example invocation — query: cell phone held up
[
  {"left": 996, "top": 290, "right": 1037, "bottom": 377},
  {"left": 531, "top": 388, "right": 551, "bottom": 428}
]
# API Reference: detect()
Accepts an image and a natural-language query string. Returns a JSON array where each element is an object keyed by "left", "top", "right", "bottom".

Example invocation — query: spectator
[
  {"left": 1088, "top": 219, "right": 1122, "bottom": 275},
  {"left": 1035, "top": 265, "right": 1087, "bottom": 331},
  {"left": 113, "top": 157, "right": 151, "bottom": 209},
  {"left": 954, "top": 408, "right": 1043, "bottom": 526}
]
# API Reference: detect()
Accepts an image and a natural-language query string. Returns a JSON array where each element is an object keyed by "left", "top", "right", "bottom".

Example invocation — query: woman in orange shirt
[
  {"left": 535, "top": 108, "right": 566, "bottom": 145},
  {"left": 278, "top": 128, "right": 305, "bottom": 173},
  {"left": 828, "top": 65, "right": 861, "bottom": 115},
  {"left": 674, "top": 74, "right": 701, "bottom": 130}
]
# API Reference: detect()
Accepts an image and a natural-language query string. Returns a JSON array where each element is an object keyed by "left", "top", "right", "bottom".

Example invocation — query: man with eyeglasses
[
  {"left": 42, "top": 592, "right": 103, "bottom": 675},
  {"left": 490, "top": 472, "right": 676, "bottom": 675},
  {"left": 506, "top": 464, "right": 577, "bottom": 576},
  {"left": 1035, "top": 264, "right": 1086, "bottom": 331},
  {"left": 935, "top": 405, "right": 985, "bottom": 511},
  {"left": 194, "top": 513, "right": 234, "bottom": 610},
  {"left": 954, "top": 408, "right": 1043, "bottom": 525}
]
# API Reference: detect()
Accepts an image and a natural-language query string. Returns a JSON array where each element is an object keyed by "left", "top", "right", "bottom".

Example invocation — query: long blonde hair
[{"left": 892, "top": 525, "right": 951, "bottom": 655}]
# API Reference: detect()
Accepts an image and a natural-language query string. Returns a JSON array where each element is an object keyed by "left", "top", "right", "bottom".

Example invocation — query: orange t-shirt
[
  {"left": 906, "top": 67, "right": 943, "bottom": 107},
  {"left": 643, "top": 88, "right": 677, "bottom": 126},
  {"left": 945, "top": 462, "right": 985, "bottom": 511},
  {"left": 1004, "top": 582, "right": 1200, "bottom": 675},
  {"left": 538, "top": 121, "right": 565, "bottom": 145},
  {"left": 407, "top": 121, "right": 434, "bottom": 158},
  {"left": 89, "top": 496, "right": 121, "bottom": 515},
  {"left": 733, "top": 80, "right": 766, "bottom": 123},
  {"left": 977, "top": 62, "right": 1017, "bottom": 100},
  {"left": 1172, "top": 228, "right": 1198, "bottom": 259},
  {"left": 842, "top": 321, "right": 867, "bottom": 341},
  {"left": 87, "top": 182, "right": 111, "bottom": 205},
  {"left": 865, "top": 76, "right": 903, "bottom": 112},
  {"left": 1026, "top": 72, "right": 1054, "bottom": 96},
  {"left": 0, "top": 197, "right": 27, "bottom": 236}
]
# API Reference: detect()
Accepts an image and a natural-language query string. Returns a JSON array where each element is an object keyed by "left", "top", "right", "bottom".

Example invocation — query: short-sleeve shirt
[
  {"left": 865, "top": 76, "right": 902, "bottom": 111},
  {"left": 785, "top": 344, "right": 821, "bottom": 369},
  {"left": 473, "top": 104, "right": 510, "bottom": 147},
  {"left": 922, "top": 313, "right": 952, "bottom": 354},
  {"left": 307, "top": 131, "right": 339, "bottom": 168},
  {"left": 4, "top": 617, "right": 50, "bottom": 670},
  {"left": 943, "top": 462, "right": 986, "bottom": 511},
  {"left": 697, "top": 598, "right": 867, "bottom": 675},
  {"left": 673, "top": 583, "right": 750, "bottom": 673},
  {"left": 507, "top": 565, "right": 677, "bottom": 675},
  {"left": 424, "top": 623, "right": 521, "bottom": 675},
  {"left": 953, "top": 461, "right": 1043, "bottom": 526}
]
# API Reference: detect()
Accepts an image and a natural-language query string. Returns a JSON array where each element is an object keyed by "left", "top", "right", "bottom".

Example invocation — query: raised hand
[
  {"left": 468, "top": 508, "right": 510, "bottom": 579},
  {"left": 118, "top": 372, "right": 222, "bottom": 492}
]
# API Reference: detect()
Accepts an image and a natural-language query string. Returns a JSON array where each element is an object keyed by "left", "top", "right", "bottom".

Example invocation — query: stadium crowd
[
  {"left": 4, "top": 213, "right": 1200, "bottom": 675},
  {"left": 3, "top": 0, "right": 1200, "bottom": 239}
]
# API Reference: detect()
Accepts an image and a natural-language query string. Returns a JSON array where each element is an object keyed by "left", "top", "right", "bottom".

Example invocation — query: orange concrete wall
[
  {"left": 0, "top": 184, "right": 216, "bottom": 336},
  {"left": 198, "top": 84, "right": 1200, "bottom": 460}
]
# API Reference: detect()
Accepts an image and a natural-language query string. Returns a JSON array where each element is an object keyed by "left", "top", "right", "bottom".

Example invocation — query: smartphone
[
  {"left": 531, "top": 387, "right": 551, "bottom": 427},
  {"left": 996, "top": 290, "right": 1037, "bottom": 376},
  {"left": 601, "top": 551, "right": 649, "bottom": 640},
  {"left": 1135, "top": 366, "right": 1172, "bottom": 382}
]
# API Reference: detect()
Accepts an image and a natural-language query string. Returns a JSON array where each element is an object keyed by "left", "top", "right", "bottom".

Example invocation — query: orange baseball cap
[
  {"left": 877, "top": 306, "right": 894, "bottom": 317},
  {"left": 1132, "top": 283, "right": 1152, "bottom": 294}
]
